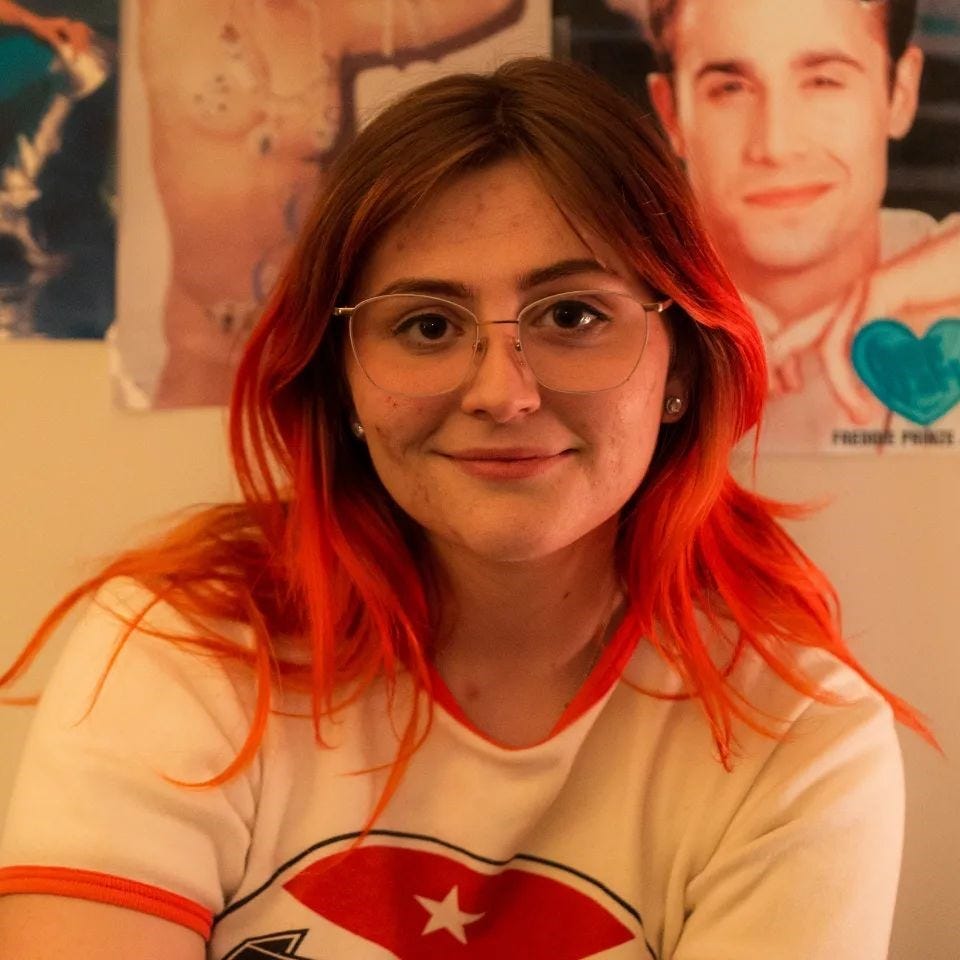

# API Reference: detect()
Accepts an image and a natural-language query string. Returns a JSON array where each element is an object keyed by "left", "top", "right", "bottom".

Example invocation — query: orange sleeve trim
[{"left": 0, "top": 865, "right": 213, "bottom": 939}]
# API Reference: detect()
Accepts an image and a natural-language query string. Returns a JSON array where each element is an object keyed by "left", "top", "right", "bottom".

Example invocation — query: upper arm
[
  {"left": 0, "top": 582, "right": 259, "bottom": 940},
  {"left": 0, "top": 895, "right": 204, "bottom": 960}
]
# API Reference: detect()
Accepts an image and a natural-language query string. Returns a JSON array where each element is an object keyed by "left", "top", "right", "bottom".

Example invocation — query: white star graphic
[{"left": 414, "top": 884, "right": 485, "bottom": 945}]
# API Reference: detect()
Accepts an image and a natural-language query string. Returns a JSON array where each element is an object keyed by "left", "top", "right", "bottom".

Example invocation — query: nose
[
  {"left": 459, "top": 324, "right": 541, "bottom": 422},
  {"left": 745, "top": 87, "right": 806, "bottom": 165}
]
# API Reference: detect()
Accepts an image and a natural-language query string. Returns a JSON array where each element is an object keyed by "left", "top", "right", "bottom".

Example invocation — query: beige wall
[
  {"left": 0, "top": 342, "right": 235, "bottom": 813},
  {"left": 1, "top": 340, "right": 956, "bottom": 958},
  {"left": 745, "top": 454, "right": 957, "bottom": 960}
]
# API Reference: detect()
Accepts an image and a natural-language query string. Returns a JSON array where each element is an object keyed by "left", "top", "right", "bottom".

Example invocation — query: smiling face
[
  {"left": 344, "top": 159, "right": 684, "bottom": 567},
  {"left": 647, "top": 0, "right": 922, "bottom": 284}
]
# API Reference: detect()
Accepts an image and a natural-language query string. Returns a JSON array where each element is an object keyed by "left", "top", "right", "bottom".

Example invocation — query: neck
[
  {"left": 428, "top": 523, "right": 622, "bottom": 745},
  {"left": 431, "top": 523, "right": 620, "bottom": 672},
  {"left": 728, "top": 224, "right": 881, "bottom": 326}
]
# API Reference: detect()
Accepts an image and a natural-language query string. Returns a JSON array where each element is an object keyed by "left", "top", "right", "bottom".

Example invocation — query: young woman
[{"left": 0, "top": 58, "right": 930, "bottom": 959}]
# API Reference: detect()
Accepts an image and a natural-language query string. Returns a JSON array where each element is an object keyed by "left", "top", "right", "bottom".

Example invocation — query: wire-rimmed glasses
[{"left": 335, "top": 289, "right": 672, "bottom": 397}]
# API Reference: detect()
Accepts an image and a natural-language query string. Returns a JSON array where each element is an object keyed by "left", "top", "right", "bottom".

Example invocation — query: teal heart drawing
[{"left": 851, "top": 318, "right": 960, "bottom": 426}]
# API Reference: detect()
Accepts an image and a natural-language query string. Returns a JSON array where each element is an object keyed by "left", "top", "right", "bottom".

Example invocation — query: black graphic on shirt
[{"left": 223, "top": 929, "right": 313, "bottom": 959}]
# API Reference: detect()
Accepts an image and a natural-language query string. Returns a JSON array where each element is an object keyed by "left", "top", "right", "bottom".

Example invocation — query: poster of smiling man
[
  {"left": 0, "top": 1, "right": 116, "bottom": 340},
  {"left": 555, "top": 0, "right": 960, "bottom": 453},
  {"left": 111, "top": 0, "right": 548, "bottom": 410}
]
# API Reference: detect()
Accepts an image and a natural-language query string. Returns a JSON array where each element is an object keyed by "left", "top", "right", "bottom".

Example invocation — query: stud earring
[
  {"left": 350, "top": 420, "right": 365, "bottom": 439},
  {"left": 664, "top": 396, "right": 683, "bottom": 416}
]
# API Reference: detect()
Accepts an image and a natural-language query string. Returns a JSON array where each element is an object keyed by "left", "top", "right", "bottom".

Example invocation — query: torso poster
[
  {"left": 556, "top": 0, "right": 960, "bottom": 453},
  {"left": 0, "top": 1, "right": 117, "bottom": 340},
  {"left": 112, "top": 0, "right": 549, "bottom": 410}
]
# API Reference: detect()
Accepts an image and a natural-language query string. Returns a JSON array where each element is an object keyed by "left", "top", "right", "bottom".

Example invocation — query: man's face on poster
[{"left": 648, "top": 0, "right": 923, "bottom": 281}]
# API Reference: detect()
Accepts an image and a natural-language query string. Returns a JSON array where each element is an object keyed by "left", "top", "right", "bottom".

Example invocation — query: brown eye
[
  {"left": 407, "top": 314, "right": 450, "bottom": 340},
  {"left": 391, "top": 310, "right": 467, "bottom": 347},
  {"left": 549, "top": 301, "right": 607, "bottom": 330}
]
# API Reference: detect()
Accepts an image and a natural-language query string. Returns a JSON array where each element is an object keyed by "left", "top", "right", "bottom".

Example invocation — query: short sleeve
[
  {"left": 0, "top": 579, "right": 261, "bottom": 939},
  {"left": 673, "top": 659, "right": 905, "bottom": 960}
]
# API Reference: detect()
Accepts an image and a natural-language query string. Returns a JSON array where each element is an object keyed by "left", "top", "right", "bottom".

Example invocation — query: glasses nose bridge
[
  {"left": 460, "top": 314, "right": 541, "bottom": 409},
  {"left": 471, "top": 316, "right": 526, "bottom": 366},
  {"left": 469, "top": 315, "right": 530, "bottom": 392}
]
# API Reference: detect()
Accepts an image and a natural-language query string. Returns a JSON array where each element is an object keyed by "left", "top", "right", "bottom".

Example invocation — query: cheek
[
  {"left": 847, "top": 129, "right": 890, "bottom": 193},
  {"left": 363, "top": 405, "right": 425, "bottom": 476},
  {"left": 590, "top": 383, "right": 666, "bottom": 489},
  {"left": 683, "top": 122, "right": 741, "bottom": 195},
  {"left": 360, "top": 426, "right": 429, "bottom": 526},
  {"left": 814, "top": 97, "right": 889, "bottom": 162},
  {"left": 678, "top": 88, "right": 740, "bottom": 156},
  {"left": 349, "top": 366, "right": 440, "bottom": 455},
  {"left": 355, "top": 396, "right": 446, "bottom": 501}
]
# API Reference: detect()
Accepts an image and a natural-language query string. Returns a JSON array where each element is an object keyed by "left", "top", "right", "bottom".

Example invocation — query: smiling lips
[
  {"left": 743, "top": 182, "right": 834, "bottom": 209},
  {"left": 444, "top": 448, "right": 573, "bottom": 480}
]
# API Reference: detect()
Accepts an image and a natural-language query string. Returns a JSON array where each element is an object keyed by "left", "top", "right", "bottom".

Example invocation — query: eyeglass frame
[{"left": 333, "top": 289, "right": 674, "bottom": 397}]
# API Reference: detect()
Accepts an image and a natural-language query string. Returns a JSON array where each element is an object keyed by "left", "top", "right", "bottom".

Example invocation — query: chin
[
  {"left": 437, "top": 523, "right": 581, "bottom": 565},
  {"left": 736, "top": 232, "right": 840, "bottom": 275}
]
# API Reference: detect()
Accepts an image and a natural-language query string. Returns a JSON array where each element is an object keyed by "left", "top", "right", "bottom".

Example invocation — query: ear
[
  {"left": 647, "top": 72, "right": 686, "bottom": 158},
  {"left": 888, "top": 43, "right": 924, "bottom": 140}
]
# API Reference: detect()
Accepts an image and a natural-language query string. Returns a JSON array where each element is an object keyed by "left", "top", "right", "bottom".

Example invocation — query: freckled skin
[{"left": 345, "top": 160, "right": 684, "bottom": 566}]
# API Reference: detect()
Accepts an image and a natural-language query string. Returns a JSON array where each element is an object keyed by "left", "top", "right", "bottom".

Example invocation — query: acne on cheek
[{"left": 364, "top": 394, "right": 424, "bottom": 435}]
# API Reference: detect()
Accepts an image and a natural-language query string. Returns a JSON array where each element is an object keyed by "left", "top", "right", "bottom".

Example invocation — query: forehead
[
  {"left": 354, "top": 160, "right": 633, "bottom": 298},
  {"left": 671, "top": 0, "right": 888, "bottom": 73}
]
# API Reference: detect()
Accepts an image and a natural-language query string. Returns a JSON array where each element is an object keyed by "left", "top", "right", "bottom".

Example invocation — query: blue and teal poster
[{"left": 0, "top": 1, "right": 117, "bottom": 339}]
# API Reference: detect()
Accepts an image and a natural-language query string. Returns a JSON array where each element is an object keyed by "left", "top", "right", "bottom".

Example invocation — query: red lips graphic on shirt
[{"left": 280, "top": 839, "right": 639, "bottom": 959}]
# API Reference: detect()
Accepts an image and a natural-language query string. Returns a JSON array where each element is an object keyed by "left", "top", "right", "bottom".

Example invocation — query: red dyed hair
[{"left": 2, "top": 59, "right": 932, "bottom": 804}]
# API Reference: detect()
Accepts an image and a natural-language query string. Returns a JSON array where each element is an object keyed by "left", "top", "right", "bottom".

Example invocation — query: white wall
[
  {"left": 1, "top": 340, "right": 956, "bottom": 958},
  {"left": 746, "top": 455, "right": 957, "bottom": 960}
]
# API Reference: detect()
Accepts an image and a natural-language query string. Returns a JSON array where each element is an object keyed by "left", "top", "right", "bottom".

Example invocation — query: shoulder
[
  {"left": 616, "top": 638, "right": 904, "bottom": 957},
  {"left": 21, "top": 577, "right": 265, "bottom": 770},
  {"left": 728, "top": 641, "right": 902, "bottom": 780},
  {"left": 735, "top": 644, "right": 902, "bottom": 794},
  {"left": 621, "top": 631, "right": 901, "bottom": 789},
  {"left": 0, "top": 579, "right": 269, "bottom": 918}
]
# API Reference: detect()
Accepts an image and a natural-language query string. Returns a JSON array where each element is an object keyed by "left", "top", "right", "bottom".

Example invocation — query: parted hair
[{"left": 2, "top": 58, "right": 931, "bottom": 816}]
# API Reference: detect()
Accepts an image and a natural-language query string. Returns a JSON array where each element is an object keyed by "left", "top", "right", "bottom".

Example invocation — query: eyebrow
[
  {"left": 796, "top": 51, "right": 866, "bottom": 73},
  {"left": 694, "top": 50, "right": 866, "bottom": 83},
  {"left": 519, "top": 257, "right": 615, "bottom": 289},
  {"left": 373, "top": 258, "right": 617, "bottom": 299}
]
